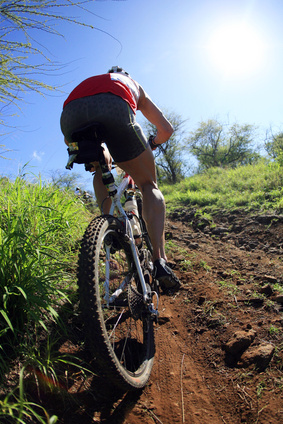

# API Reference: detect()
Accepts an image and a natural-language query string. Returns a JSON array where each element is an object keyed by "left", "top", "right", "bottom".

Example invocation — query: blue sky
[{"left": 1, "top": 0, "right": 283, "bottom": 191}]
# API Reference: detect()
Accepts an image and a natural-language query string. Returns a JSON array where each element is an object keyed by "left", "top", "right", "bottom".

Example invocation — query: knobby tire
[{"left": 78, "top": 215, "right": 155, "bottom": 391}]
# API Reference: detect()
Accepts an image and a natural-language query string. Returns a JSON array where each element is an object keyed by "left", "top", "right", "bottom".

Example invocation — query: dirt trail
[
  {"left": 140, "top": 299, "right": 225, "bottom": 424},
  {"left": 125, "top": 211, "right": 283, "bottom": 424},
  {"left": 53, "top": 210, "right": 282, "bottom": 424}
]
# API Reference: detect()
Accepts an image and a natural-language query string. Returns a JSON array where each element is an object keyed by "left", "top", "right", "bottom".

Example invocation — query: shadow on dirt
[
  {"left": 62, "top": 386, "right": 143, "bottom": 424},
  {"left": 27, "top": 300, "right": 144, "bottom": 423}
]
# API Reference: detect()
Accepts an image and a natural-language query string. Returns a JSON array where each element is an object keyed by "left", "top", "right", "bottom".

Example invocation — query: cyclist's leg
[
  {"left": 92, "top": 164, "right": 112, "bottom": 214},
  {"left": 117, "top": 146, "right": 166, "bottom": 262}
]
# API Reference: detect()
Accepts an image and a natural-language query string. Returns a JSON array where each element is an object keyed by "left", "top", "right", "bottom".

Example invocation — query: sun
[{"left": 207, "top": 23, "right": 266, "bottom": 78}]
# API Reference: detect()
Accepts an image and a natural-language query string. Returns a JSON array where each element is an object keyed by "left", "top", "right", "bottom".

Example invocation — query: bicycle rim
[{"left": 78, "top": 215, "right": 155, "bottom": 390}]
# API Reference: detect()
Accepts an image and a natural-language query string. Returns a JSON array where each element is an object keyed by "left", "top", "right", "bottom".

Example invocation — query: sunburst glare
[{"left": 207, "top": 23, "right": 267, "bottom": 78}]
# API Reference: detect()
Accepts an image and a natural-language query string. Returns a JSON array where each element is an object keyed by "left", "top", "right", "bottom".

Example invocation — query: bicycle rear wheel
[{"left": 78, "top": 215, "right": 155, "bottom": 390}]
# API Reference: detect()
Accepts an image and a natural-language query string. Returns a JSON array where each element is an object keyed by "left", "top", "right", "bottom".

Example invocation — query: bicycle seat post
[{"left": 99, "top": 149, "right": 117, "bottom": 197}]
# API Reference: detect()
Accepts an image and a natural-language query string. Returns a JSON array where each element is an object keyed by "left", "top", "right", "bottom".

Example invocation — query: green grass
[
  {"left": 161, "top": 161, "right": 283, "bottom": 213},
  {"left": 0, "top": 176, "right": 91, "bottom": 342},
  {"left": 0, "top": 366, "right": 58, "bottom": 424},
  {"left": 0, "top": 175, "right": 92, "bottom": 422}
]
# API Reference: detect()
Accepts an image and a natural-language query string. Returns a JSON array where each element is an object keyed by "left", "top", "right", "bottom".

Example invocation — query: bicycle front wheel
[{"left": 78, "top": 215, "right": 155, "bottom": 390}]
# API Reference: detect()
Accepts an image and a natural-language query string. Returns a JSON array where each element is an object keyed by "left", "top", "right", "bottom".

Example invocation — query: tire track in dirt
[{"left": 130, "top": 295, "right": 225, "bottom": 424}]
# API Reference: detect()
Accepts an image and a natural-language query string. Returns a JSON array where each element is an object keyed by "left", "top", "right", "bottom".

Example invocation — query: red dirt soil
[{"left": 45, "top": 211, "right": 283, "bottom": 423}]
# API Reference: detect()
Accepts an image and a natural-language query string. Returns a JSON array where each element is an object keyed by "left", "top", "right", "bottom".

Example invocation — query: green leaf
[
  {"left": 0, "top": 309, "right": 14, "bottom": 332},
  {"left": 16, "top": 286, "right": 27, "bottom": 300}
]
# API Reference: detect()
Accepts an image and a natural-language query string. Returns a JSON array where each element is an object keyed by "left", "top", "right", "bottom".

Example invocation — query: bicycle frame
[{"left": 103, "top": 168, "right": 158, "bottom": 317}]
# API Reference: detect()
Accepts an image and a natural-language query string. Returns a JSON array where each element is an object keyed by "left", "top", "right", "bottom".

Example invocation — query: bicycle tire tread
[{"left": 78, "top": 215, "right": 154, "bottom": 391}]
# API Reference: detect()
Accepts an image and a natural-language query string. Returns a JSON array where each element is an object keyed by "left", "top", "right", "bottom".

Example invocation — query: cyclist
[{"left": 60, "top": 66, "right": 180, "bottom": 292}]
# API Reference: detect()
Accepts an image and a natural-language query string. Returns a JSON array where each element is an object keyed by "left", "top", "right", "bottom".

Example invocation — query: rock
[
  {"left": 187, "top": 242, "right": 199, "bottom": 249},
  {"left": 211, "top": 227, "right": 229, "bottom": 235},
  {"left": 165, "top": 231, "right": 173, "bottom": 240},
  {"left": 224, "top": 329, "right": 257, "bottom": 355},
  {"left": 255, "top": 215, "right": 283, "bottom": 224},
  {"left": 245, "top": 297, "right": 264, "bottom": 307},
  {"left": 206, "top": 317, "right": 222, "bottom": 328},
  {"left": 232, "top": 224, "right": 243, "bottom": 233},
  {"left": 263, "top": 274, "right": 278, "bottom": 283},
  {"left": 174, "top": 254, "right": 185, "bottom": 262},
  {"left": 239, "top": 343, "right": 275, "bottom": 371},
  {"left": 273, "top": 294, "right": 283, "bottom": 304},
  {"left": 258, "top": 284, "right": 273, "bottom": 297}
]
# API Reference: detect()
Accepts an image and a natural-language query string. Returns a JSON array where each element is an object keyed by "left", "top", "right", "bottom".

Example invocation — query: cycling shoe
[{"left": 153, "top": 258, "right": 180, "bottom": 294}]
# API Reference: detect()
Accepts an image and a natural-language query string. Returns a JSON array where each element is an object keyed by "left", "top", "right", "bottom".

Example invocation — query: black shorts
[{"left": 60, "top": 93, "right": 148, "bottom": 162}]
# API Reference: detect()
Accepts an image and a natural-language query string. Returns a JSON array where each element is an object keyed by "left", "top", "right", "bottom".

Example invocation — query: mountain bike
[{"left": 66, "top": 123, "right": 159, "bottom": 391}]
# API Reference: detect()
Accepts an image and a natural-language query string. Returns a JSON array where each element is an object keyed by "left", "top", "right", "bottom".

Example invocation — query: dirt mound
[{"left": 49, "top": 210, "right": 283, "bottom": 423}]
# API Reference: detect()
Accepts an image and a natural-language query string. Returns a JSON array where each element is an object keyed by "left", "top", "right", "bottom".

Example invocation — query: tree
[
  {"left": 142, "top": 111, "right": 189, "bottom": 184},
  {"left": 265, "top": 130, "right": 283, "bottom": 166},
  {"left": 49, "top": 169, "right": 83, "bottom": 190},
  {"left": 187, "top": 119, "right": 260, "bottom": 171},
  {"left": 0, "top": 0, "right": 120, "bottom": 127}
]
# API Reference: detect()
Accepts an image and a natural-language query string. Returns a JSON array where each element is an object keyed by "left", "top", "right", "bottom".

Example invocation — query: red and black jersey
[{"left": 63, "top": 73, "right": 140, "bottom": 113}]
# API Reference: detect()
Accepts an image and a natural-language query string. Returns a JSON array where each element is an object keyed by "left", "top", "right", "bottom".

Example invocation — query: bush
[{"left": 162, "top": 161, "right": 283, "bottom": 213}]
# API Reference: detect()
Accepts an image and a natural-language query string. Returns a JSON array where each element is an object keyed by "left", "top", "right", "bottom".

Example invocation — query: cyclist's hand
[{"left": 148, "top": 135, "right": 158, "bottom": 151}]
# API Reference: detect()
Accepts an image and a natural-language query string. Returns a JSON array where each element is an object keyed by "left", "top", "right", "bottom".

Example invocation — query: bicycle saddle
[{"left": 66, "top": 122, "right": 107, "bottom": 170}]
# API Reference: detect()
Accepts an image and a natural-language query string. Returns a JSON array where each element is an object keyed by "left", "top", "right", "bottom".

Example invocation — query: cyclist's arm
[{"left": 137, "top": 85, "right": 173, "bottom": 145}]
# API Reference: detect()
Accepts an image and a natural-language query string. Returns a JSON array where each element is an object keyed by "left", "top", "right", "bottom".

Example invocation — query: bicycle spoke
[{"left": 78, "top": 215, "right": 155, "bottom": 389}]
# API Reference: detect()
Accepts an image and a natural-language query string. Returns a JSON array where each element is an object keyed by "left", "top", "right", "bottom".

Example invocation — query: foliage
[
  {"left": 142, "top": 110, "right": 189, "bottom": 184},
  {"left": 187, "top": 119, "right": 261, "bottom": 170},
  {"left": 49, "top": 169, "right": 83, "bottom": 190},
  {"left": 0, "top": 366, "right": 58, "bottom": 423},
  {"left": 0, "top": 144, "right": 11, "bottom": 158},
  {"left": 265, "top": 130, "right": 283, "bottom": 166},
  {"left": 161, "top": 160, "right": 283, "bottom": 213},
  {"left": 0, "top": 174, "right": 97, "bottom": 423},
  {"left": 0, "top": 175, "right": 91, "bottom": 348},
  {"left": 48, "top": 169, "right": 98, "bottom": 213},
  {"left": 0, "top": 0, "right": 103, "bottom": 127}
]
